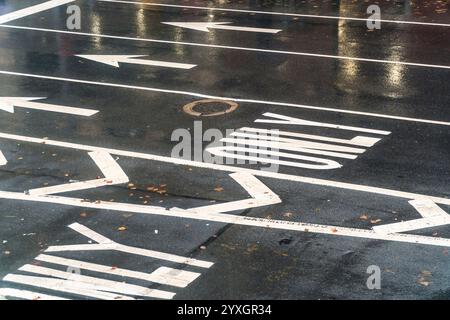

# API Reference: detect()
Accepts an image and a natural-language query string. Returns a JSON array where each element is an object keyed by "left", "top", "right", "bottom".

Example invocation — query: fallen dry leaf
[
  {"left": 359, "top": 214, "right": 369, "bottom": 220},
  {"left": 117, "top": 226, "right": 127, "bottom": 231},
  {"left": 370, "top": 219, "right": 382, "bottom": 224},
  {"left": 214, "top": 187, "right": 224, "bottom": 192}
]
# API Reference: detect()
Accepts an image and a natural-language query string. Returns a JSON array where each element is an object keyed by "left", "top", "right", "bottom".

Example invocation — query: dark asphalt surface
[{"left": 0, "top": 0, "right": 449, "bottom": 300}]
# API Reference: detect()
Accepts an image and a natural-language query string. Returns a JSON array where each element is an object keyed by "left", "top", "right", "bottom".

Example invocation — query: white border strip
[
  {"left": 0, "top": 69, "right": 448, "bottom": 126},
  {"left": 0, "top": 0, "right": 74, "bottom": 24},
  {"left": 99, "top": 0, "right": 450, "bottom": 28}
]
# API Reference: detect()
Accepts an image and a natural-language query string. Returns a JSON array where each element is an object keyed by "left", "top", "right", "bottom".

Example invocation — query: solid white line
[
  {"left": 35, "top": 254, "right": 200, "bottom": 288},
  {"left": 0, "top": 190, "right": 449, "bottom": 247},
  {"left": 100, "top": 0, "right": 450, "bottom": 28},
  {"left": 0, "top": 69, "right": 448, "bottom": 126},
  {"left": 45, "top": 222, "right": 214, "bottom": 268},
  {"left": 1, "top": 132, "right": 450, "bottom": 205},
  {"left": 0, "top": 25, "right": 449, "bottom": 70},
  {"left": 0, "top": 0, "right": 74, "bottom": 24},
  {"left": 0, "top": 288, "right": 68, "bottom": 300},
  {"left": 0, "top": 150, "right": 6, "bottom": 165},
  {"left": 3, "top": 274, "right": 135, "bottom": 300},
  {"left": 19, "top": 264, "right": 176, "bottom": 299}
]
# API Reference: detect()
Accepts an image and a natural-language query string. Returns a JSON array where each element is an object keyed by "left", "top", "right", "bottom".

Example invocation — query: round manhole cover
[{"left": 183, "top": 99, "right": 239, "bottom": 117}]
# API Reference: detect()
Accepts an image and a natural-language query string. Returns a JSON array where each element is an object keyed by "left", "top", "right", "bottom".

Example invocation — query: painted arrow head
[
  {"left": 0, "top": 97, "right": 46, "bottom": 113},
  {"left": 162, "top": 22, "right": 231, "bottom": 32},
  {"left": 76, "top": 55, "right": 147, "bottom": 67}
]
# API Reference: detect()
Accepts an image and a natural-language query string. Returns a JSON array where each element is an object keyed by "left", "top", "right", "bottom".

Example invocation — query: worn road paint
[
  {"left": 0, "top": 0, "right": 74, "bottom": 24},
  {"left": 1, "top": 132, "right": 450, "bottom": 206},
  {"left": 0, "top": 97, "right": 99, "bottom": 116},
  {"left": 163, "top": 22, "right": 282, "bottom": 34},
  {"left": 0, "top": 70, "right": 448, "bottom": 126},
  {"left": 35, "top": 254, "right": 201, "bottom": 288},
  {"left": 27, "top": 151, "right": 129, "bottom": 196},
  {"left": 100, "top": 0, "right": 450, "bottom": 28},
  {"left": 1, "top": 25, "right": 450, "bottom": 71},
  {"left": 76, "top": 55, "right": 197, "bottom": 69},
  {"left": 45, "top": 223, "right": 214, "bottom": 268}
]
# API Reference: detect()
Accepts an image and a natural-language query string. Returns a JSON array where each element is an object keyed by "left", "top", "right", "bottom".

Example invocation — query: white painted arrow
[
  {"left": 163, "top": 22, "right": 282, "bottom": 34},
  {"left": 76, "top": 55, "right": 196, "bottom": 69},
  {"left": 0, "top": 150, "right": 6, "bottom": 166},
  {"left": 0, "top": 97, "right": 98, "bottom": 116}
]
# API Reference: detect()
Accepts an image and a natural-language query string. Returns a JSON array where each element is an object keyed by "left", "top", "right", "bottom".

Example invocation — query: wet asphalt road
[{"left": 0, "top": 0, "right": 449, "bottom": 300}]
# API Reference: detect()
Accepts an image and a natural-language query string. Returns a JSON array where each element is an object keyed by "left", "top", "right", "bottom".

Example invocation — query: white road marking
[
  {"left": 100, "top": 0, "right": 450, "bottom": 28},
  {"left": 0, "top": 288, "right": 68, "bottom": 300},
  {"left": 0, "top": 150, "right": 6, "bottom": 165},
  {"left": 76, "top": 54, "right": 196, "bottom": 69},
  {"left": 373, "top": 199, "right": 450, "bottom": 234},
  {"left": 239, "top": 128, "right": 382, "bottom": 148},
  {"left": 27, "top": 151, "right": 129, "bottom": 196},
  {"left": 256, "top": 112, "right": 392, "bottom": 135},
  {"left": 0, "top": 191, "right": 449, "bottom": 247},
  {"left": 163, "top": 22, "right": 282, "bottom": 34},
  {"left": 45, "top": 223, "right": 214, "bottom": 268},
  {"left": 35, "top": 254, "right": 200, "bottom": 288},
  {"left": 18, "top": 264, "right": 175, "bottom": 299},
  {"left": 0, "top": 97, "right": 98, "bottom": 116},
  {"left": 1, "top": 132, "right": 450, "bottom": 206},
  {"left": 1, "top": 25, "right": 449, "bottom": 71},
  {"left": 0, "top": 70, "right": 448, "bottom": 126},
  {"left": 3, "top": 274, "right": 135, "bottom": 300},
  {"left": 0, "top": 0, "right": 74, "bottom": 24},
  {"left": 189, "top": 172, "right": 281, "bottom": 214}
]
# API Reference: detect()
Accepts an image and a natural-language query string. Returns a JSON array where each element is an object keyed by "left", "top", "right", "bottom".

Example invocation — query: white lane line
[
  {"left": 0, "top": 70, "right": 448, "bottom": 127},
  {"left": 0, "top": 0, "right": 74, "bottom": 24},
  {"left": 1, "top": 191, "right": 450, "bottom": 247},
  {"left": 373, "top": 199, "right": 450, "bottom": 234},
  {"left": 162, "top": 21, "right": 282, "bottom": 34},
  {"left": 76, "top": 54, "right": 197, "bottom": 69},
  {"left": 0, "top": 150, "right": 7, "bottom": 165},
  {"left": 0, "top": 97, "right": 99, "bottom": 116},
  {"left": 0, "top": 288, "right": 68, "bottom": 300},
  {"left": 27, "top": 151, "right": 129, "bottom": 196},
  {"left": 45, "top": 223, "right": 214, "bottom": 269},
  {"left": 3, "top": 274, "right": 135, "bottom": 300},
  {"left": 100, "top": 0, "right": 450, "bottom": 28},
  {"left": 18, "top": 264, "right": 175, "bottom": 299},
  {"left": 35, "top": 254, "right": 200, "bottom": 288},
  {"left": 1, "top": 25, "right": 449, "bottom": 71},
  {"left": 1, "top": 132, "right": 450, "bottom": 206}
]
